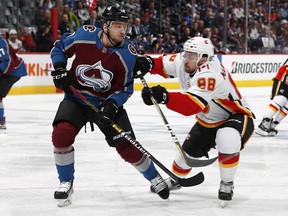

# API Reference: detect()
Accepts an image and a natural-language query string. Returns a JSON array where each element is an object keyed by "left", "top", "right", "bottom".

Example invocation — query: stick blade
[
  {"left": 176, "top": 172, "right": 204, "bottom": 187},
  {"left": 186, "top": 156, "right": 218, "bottom": 167}
]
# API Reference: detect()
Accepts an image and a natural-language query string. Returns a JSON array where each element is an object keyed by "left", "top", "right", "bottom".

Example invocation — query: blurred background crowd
[{"left": 0, "top": 0, "right": 287, "bottom": 54}]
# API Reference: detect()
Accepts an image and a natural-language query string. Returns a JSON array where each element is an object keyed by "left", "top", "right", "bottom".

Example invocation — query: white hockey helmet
[{"left": 183, "top": 37, "right": 214, "bottom": 61}]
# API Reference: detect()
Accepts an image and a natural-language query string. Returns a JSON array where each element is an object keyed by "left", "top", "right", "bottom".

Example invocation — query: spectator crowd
[{"left": 2, "top": 0, "right": 288, "bottom": 54}]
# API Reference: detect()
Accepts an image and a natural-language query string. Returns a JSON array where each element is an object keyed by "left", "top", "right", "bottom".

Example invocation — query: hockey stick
[
  {"left": 69, "top": 86, "right": 204, "bottom": 187},
  {"left": 137, "top": 71, "right": 218, "bottom": 167}
]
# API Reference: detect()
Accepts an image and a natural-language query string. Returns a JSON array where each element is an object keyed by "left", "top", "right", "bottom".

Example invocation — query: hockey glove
[
  {"left": 133, "top": 55, "right": 154, "bottom": 78},
  {"left": 97, "top": 99, "right": 118, "bottom": 128},
  {"left": 51, "top": 68, "right": 73, "bottom": 93},
  {"left": 141, "top": 85, "right": 169, "bottom": 105}
]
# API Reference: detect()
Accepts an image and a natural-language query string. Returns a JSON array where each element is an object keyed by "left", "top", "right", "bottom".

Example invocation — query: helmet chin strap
[
  {"left": 104, "top": 29, "right": 116, "bottom": 46},
  {"left": 189, "top": 67, "right": 198, "bottom": 77},
  {"left": 189, "top": 56, "right": 201, "bottom": 77},
  {"left": 103, "top": 22, "right": 122, "bottom": 47}
]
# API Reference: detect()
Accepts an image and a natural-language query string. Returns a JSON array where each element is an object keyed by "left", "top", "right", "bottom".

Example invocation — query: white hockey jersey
[{"left": 160, "top": 53, "right": 253, "bottom": 127}]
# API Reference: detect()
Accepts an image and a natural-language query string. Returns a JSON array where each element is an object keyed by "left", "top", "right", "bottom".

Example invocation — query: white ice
[{"left": 0, "top": 86, "right": 287, "bottom": 216}]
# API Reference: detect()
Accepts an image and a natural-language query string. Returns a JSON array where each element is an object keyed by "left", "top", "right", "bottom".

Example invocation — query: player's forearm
[
  {"left": 150, "top": 56, "right": 169, "bottom": 78},
  {"left": 166, "top": 92, "right": 203, "bottom": 116}
]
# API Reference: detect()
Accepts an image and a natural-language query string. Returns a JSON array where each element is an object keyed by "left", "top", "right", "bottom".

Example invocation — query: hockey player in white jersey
[
  {"left": 255, "top": 60, "right": 288, "bottom": 136},
  {"left": 140, "top": 37, "right": 255, "bottom": 207}
]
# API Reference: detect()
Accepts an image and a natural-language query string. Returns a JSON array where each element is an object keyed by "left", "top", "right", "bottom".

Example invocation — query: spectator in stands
[
  {"left": 210, "top": 27, "right": 223, "bottom": 51},
  {"left": 282, "top": 34, "right": 288, "bottom": 53},
  {"left": 248, "top": 20, "right": 261, "bottom": 53},
  {"left": 7, "top": 29, "right": 25, "bottom": 52},
  {"left": 279, "top": 2, "right": 288, "bottom": 19},
  {"left": 40, "top": 0, "right": 55, "bottom": 10},
  {"left": 97, "top": 0, "right": 106, "bottom": 18},
  {"left": 179, "top": 26, "right": 191, "bottom": 45},
  {"left": 164, "top": 35, "right": 180, "bottom": 53},
  {"left": 232, "top": 0, "right": 245, "bottom": 22},
  {"left": 170, "top": 8, "right": 181, "bottom": 32},
  {"left": 59, "top": 4, "right": 80, "bottom": 31},
  {"left": 163, "top": 32, "right": 171, "bottom": 44},
  {"left": 229, "top": 12, "right": 239, "bottom": 26},
  {"left": 180, "top": 18, "right": 190, "bottom": 37},
  {"left": 275, "top": 10, "right": 284, "bottom": 26},
  {"left": 130, "top": 17, "right": 142, "bottom": 39},
  {"left": 204, "top": 11, "right": 216, "bottom": 28},
  {"left": 214, "top": 11, "right": 225, "bottom": 32},
  {"left": 253, "top": 2, "right": 265, "bottom": 23},
  {"left": 37, "top": 9, "right": 51, "bottom": 28},
  {"left": 212, "top": 27, "right": 221, "bottom": 39},
  {"left": 58, "top": 14, "right": 73, "bottom": 35},
  {"left": 196, "top": 1, "right": 208, "bottom": 18},
  {"left": 64, "top": 0, "right": 77, "bottom": 10},
  {"left": 152, "top": 34, "right": 165, "bottom": 53},
  {"left": 264, "top": 6, "right": 277, "bottom": 23},
  {"left": 197, "top": 20, "right": 205, "bottom": 34},
  {"left": 131, "top": 35, "right": 145, "bottom": 54},
  {"left": 35, "top": 25, "right": 53, "bottom": 52},
  {"left": 227, "top": 20, "right": 243, "bottom": 53},
  {"left": 259, "top": 25, "right": 276, "bottom": 53},
  {"left": 202, "top": 27, "right": 212, "bottom": 39},
  {"left": 54, "top": 0, "right": 63, "bottom": 9},
  {"left": 147, "top": 1, "right": 158, "bottom": 35},
  {"left": 124, "top": 0, "right": 140, "bottom": 16},
  {"left": 211, "top": 33, "right": 221, "bottom": 53},
  {"left": 181, "top": 10, "right": 192, "bottom": 28},
  {"left": 276, "top": 19, "right": 288, "bottom": 41},
  {"left": 161, "top": 7, "right": 171, "bottom": 33},
  {"left": 141, "top": 0, "right": 150, "bottom": 12},
  {"left": 140, "top": 12, "right": 150, "bottom": 37},
  {"left": 83, "top": 10, "right": 102, "bottom": 28},
  {"left": 35, "top": 6, "right": 45, "bottom": 27},
  {"left": 142, "top": 33, "right": 154, "bottom": 53},
  {"left": 262, "top": 0, "right": 275, "bottom": 14},
  {"left": 275, "top": 22, "right": 288, "bottom": 53},
  {"left": 76, "top": 1, "right": 90, "bottom": 26}
]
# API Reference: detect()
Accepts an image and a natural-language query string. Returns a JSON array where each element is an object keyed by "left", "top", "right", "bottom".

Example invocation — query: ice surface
[{"left": 0, "top": 87, "right": 287, "bottom": 216}]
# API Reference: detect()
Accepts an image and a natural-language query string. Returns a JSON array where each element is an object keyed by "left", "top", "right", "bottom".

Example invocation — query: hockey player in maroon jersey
[
  {"left": 50, "top": 6, "right": 169, "bottom": 207},
  {"left": 256, "top": 60, "right": 288, "bottom": 136},
  {"left": 0, "top": 35, "right": 27, "bottom": 134},
  {"left": 140, "top": 37, "right": 254, "bottom": 207}
]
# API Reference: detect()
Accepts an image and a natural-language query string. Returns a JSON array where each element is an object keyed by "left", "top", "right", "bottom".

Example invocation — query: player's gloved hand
[
  {"left": 141, "top": 85, "right": 169, "bottom": 105},
  {"left": 133, "top": 55, "right": 154, "bottom": 78},
  {"left": 97, "top": 99, "right": 118, "bottom": 128},
  {"left": 51, "top": 68, "right": 73, "bottom": 93}
]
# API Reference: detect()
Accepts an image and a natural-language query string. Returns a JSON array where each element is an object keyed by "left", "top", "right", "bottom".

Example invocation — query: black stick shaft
[{"left": 69, "top": 85, "right": 204, "bottom": 187}]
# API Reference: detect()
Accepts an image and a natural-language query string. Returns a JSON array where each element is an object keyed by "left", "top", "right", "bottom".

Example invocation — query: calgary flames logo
[{"left": 75, "top": 61, "right": 113, "bottom": 92}]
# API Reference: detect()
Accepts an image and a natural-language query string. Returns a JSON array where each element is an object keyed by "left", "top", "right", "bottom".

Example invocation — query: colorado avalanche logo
[{"left": 75, "top": 61, "right": 113, "bottom": 92}]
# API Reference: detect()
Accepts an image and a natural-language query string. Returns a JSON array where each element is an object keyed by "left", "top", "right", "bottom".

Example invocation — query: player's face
[
  {"left": 183, "top": 52, "right": 198, "bottom": 74},
  {"left": 108, "top": 21, "right": 128, "bottom": 43}
]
